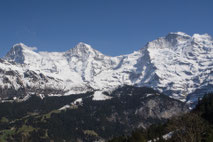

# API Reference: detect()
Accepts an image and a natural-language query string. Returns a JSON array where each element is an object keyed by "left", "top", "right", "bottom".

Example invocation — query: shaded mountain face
[
  {"left": 0, "top": 86, "right": 188, "bottom": 142},
  {"left": 1, "top": 32, "right": 213, "bottom": 104}
]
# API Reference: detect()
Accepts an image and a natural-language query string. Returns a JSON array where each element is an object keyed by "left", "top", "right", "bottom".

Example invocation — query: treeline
[{"left": 109, "top": 93, "right": 213, "bottom": 142}]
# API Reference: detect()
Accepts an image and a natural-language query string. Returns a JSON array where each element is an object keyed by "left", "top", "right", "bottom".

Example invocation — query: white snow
[
  {"left": 59, "top": 105, "right": 70, "bottom": 110},
  {"left": 93, "top": 91, "right": 112, "bottom": 101},
  {"left": 38, "top": 94, "right": 45, "bottom": 99},
  {"left": 146, "top": 94, "right": 154, "bottom": 97},
  {"left": 72, "top": 98, "right": 83, "bottom": 105},
  {"left": 59, "top": 98, "right": 83, "bottom": 110},
  {"left": 1, "top": 32, "right": 213, "bottom": 104},
  {"left": 148, "top": 131, "right": 174, "bottom": 142}
]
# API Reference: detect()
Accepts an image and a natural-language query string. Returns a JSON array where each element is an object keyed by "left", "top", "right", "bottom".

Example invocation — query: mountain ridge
[{"left": 1, "top": 32, "right": 213, "bottom": 105}]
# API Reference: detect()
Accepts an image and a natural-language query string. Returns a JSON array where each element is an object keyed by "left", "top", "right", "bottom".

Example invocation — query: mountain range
[{"left": 0, "top": 32, "right": 213, "bottom": 105}]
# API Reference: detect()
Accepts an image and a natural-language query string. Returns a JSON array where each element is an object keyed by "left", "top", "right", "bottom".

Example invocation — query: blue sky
[{"left": 0, "top": 0, "right": 213, "bottom": 57}]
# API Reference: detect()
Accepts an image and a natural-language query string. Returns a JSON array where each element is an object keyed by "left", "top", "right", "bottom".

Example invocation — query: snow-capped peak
[
  {"left": 12, "top": 43, "right": 37, "bottom": 51},
  {"left": 4, "top": 43, "right": 38, "bottom": 64},
  {"left": 64, "top": 42, "right": 106, "bottom": 60},
  {"left": 192, "top": 33, "right": 212, "bottom": 40},
  {"left": 165, "top": 32, "right": 191, "bottom": 45},
  {"left": 145, "top": 32, "right": 191, "bottom": 50},
  {"left": 1, "top": 32, "right": 213, "bottom": 105},
  {"left": 192, "top": 33, "right": 213, "bottom": 47},
  {"left": 75, "top": 42, "right": 93, "bottom": 50},
  {"left": 168, "top": 32, "right": 191, "bottom": 37},
  {"left": 66, "top": 42, "right": 98, "bottom": 55}
]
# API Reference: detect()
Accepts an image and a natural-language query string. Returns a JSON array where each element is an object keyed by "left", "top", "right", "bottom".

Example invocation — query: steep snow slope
[
  {"left": 145, "top": 32, "right": 213, "bottom": 102},
  {"left": 0, "top": 59, "right": 66, "bottom": 101},
  {"left": 3, "top": 32, "right": 213, "bottom": 104}
]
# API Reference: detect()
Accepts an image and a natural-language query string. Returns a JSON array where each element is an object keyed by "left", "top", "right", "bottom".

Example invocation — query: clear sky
[{"left": 0, "top": 0, "right": 213, "bottom": 57}]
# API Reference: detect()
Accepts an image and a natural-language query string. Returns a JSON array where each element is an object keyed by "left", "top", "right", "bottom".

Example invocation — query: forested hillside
[
  {"left": 109, "top": 93, "right": 213, "bottom": 142},
  {"left": 0, "top": 86, "right": 188, "bottom": 142}
]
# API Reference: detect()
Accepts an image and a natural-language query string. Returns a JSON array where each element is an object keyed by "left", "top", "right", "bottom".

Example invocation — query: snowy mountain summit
[{"left": 1, "top": 32, "right": 213, "bottom": 104}]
